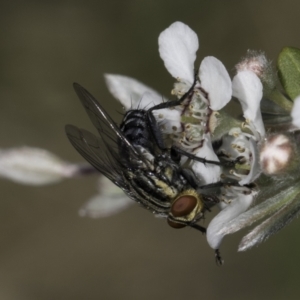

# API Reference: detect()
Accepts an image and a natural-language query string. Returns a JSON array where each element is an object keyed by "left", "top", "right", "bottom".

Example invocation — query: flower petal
[
  {"left": 0, "top": 147, "right": 78, "bottom": 185},
  {"left": 232, "top": 70, "right": 265, "bottom": 136},
  {"left": 158, "top": 22, "right": 198, "bottom": 83},
  {"left": 190, "top": 134, "right": 221, "bottom": 184},
  {"left": 199, "top": 56, "right": 232, "bottom": 110},
  {"left": 152, "top": 107, "right": 182, "bottom": 134},
  {"left": 79, "top": 176, "right": 133, "bottom": 218},
  {"left": 291, "top": 95, "right": 300, "bottom": 128},
  {"left": 207, "top": 192, "right": 255, "bottom": 250},
  {"left": 104, "top": 74, "right": 163, "bottom": 110},
  {"left": 239, "top": 137, "right": 261, "bottom": 185},
  {"left": 137, "top": 92, "right": 166, "bottom": 111}
]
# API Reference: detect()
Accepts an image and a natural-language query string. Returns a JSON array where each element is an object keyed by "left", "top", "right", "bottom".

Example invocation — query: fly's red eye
[
  {"left": 171, "top": 195, "right": 197, "bottom": 217},
  {"left": 167, "top": 195, "right": 198, "bottom": 229}
]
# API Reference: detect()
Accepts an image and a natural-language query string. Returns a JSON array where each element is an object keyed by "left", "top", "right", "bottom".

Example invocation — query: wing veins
[{"left": 73, "top": 83, "right": 142, "bottom": 161}]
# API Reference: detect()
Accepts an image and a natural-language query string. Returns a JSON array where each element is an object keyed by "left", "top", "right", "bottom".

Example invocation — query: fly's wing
[
  {"left": 72, "top": 83, "right": 142, "bottom": 162},
  {"left": 65, "top": 83, "right": 146, "bottom": 191},
  {"left": 65, "top": 124, "right": 126, "bottom": 189}
]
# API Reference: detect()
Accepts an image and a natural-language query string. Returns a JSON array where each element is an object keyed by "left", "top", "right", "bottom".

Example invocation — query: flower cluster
[
  {"left": 2, "top": 21, "right": 300, "bottom": 263},
  {"left": 104, "top": 22, "right": 267, "bottom": 255},
  {"left": 104, "top": 22, "right": 300, "bottom": 257}
]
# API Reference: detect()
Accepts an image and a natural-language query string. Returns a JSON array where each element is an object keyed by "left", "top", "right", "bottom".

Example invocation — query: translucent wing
[
  {"left": 65, "top": 83, "right": 167, "bottom": 216},
  {"left": 72, "top": 83, "right": 142, "bottom": 161},
  {"left": 66, "top": 83, "right": 149, "bottom": 186},
  {"left": 65, "top": 124, "right": 126, "bottom": 188}
]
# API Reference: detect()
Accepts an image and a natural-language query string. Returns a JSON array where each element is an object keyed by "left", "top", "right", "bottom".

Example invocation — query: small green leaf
[
  {"left": 278, "top": 47, "right": 300, "bottom": 100},
  {"left": 217, "top": 178, "right": 300, "bottom": 237},
  {"left": 238, "top": 191, "right": 300, "bottom": 251}
]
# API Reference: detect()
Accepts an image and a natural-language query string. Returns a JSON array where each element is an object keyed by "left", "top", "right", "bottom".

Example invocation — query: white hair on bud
[{"left": 260, "top": 134, "right": 293, "bottom": 175}]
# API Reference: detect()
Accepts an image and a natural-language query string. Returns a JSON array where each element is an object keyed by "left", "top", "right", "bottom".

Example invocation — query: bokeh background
[{"left": 1, "top": 1, "right": 300, "bottom": 299}]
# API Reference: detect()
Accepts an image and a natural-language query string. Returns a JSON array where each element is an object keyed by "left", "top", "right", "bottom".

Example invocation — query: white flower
[
  {"left": 159, "top": 21, "right": 232, "bottom": 110},
  {"left": 0, "top": 147, "right": 78, "bottom": 185},
  {"left": 158, "top": 22, "right": 234, "bottom": 184}
]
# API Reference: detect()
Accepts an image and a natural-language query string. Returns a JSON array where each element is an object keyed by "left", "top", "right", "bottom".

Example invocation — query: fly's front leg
[
  {"left": 146, "top": 71, "right": 199, "bottom": 151},
  {"left": 190, "top": 223, "right": 206, "bottom": 234},
  {"left": 146, "top": 72, "right": 221, "bottom": 166},
  {"left": 147, "top": 71, "right": 240, "bottom": 167},
  {"left": 147, "top": 71, "right": 199, "bottom": 117}
]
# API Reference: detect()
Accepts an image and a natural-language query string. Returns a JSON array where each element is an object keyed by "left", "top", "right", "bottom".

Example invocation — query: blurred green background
[{"left": 1, "top": 1, "right": 300, "bottom": 299}]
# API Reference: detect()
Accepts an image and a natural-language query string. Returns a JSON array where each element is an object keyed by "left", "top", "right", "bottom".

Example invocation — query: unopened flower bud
[
  {"left": 260, "top": 134, "right": 294, "bottom": 175},
  {"left": 235, "top": 50, "right": 276, "bottom": 91}
]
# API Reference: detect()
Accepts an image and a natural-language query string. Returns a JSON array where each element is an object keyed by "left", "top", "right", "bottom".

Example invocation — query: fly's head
[{"left": 167, "top": 189, "right": 204, "bottom": 229}]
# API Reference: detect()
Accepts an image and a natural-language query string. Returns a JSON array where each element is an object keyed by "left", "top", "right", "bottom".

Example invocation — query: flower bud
[
  {"left": 235, "top": 50, "right": 276, "bottom": 93},
  {"left": 260, "top": 134, "right": 294, "bottom": 175}
]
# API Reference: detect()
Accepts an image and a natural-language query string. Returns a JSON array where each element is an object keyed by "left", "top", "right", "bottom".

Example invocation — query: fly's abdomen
[{"left": 120, "top": 110, "right": 154, "bottom": 153}]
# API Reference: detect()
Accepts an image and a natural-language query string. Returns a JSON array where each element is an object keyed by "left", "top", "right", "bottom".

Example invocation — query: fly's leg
[
  {"left": 172, "top": 145, "right": 242, "bottom": 167},
  {"left": 147, "top": 72, "right": 198, "bottom": 115},
  {"left": 215, "top": 249, "right": 224, "bottom": 266},
  {"left": 146, "top": 72, "right": 233, "bottom": 167},
  {"left": 146, "top": 71, "right": 199, "bottom": 151},
  {"left": 146, "top": 70, "right": 241, "bottom": 167},
  {"left": 190, "top": 223, "right": 206, "bottom": 234},
  {"left": 181, "top": 168, "right": 223, "bottom": 190},
  {"left": 172, "top": 146, "right": 223, "bottom": 166}
]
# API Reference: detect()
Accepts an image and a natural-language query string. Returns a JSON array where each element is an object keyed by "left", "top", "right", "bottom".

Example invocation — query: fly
[{"left": 65, "top": 81, "right": 225, "bottom": 263}]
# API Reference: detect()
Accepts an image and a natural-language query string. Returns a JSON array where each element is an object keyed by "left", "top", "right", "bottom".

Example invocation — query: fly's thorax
[{"left": 167, "top": 189, "right": 204, "bottom": 229}]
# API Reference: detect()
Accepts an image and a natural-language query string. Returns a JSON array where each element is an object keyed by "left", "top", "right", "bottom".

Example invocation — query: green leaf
[
  {"left": 217, "top": 177, "right": 300, "bottom": 237},
  {"left": 238, "top": 190, "right": 300, "bottom": 251},
  {"left": 278, "top": 47, "right": 300, "bottom": 100}
]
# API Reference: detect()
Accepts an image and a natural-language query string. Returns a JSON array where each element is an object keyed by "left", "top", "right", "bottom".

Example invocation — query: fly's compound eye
[{"left": 167, "top": 195, "right": 198, "bottom": 229}]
